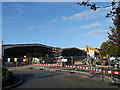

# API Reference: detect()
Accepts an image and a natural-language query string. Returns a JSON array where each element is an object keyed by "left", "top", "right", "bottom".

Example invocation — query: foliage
[
  {"left": 100, "top": 16, "right": 120, "bottom": 56},
  {"left": 2, "top": 67, "right": 12, "bottom": 77},
  {"left": 100, "top": 42, "right": 109, "bottom": 55},
  {"left": 77, "top": 0, "right": 119, "bottom": 18},
  {"left": 107, "top": 45, "right": 119, "bottom": 56},
  {"left": 107, "top": 15, "right": 120, "bottom": 56},
  {"left": 77, "top": 1, "right": 120, "bottom": 56}
]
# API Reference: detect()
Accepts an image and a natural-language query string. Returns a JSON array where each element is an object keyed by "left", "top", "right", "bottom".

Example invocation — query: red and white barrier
[
  {"left": 33, "top": 64, "right": 120, "bottom": 75},
  {"left": 104, "top": 70, "right": 120, "bottom": 75},
  {"left": 33, "top": 64, "right": 62, "bottom": 67},
  {"left": 51, "top": 64, "right": 62, "bottom": 66},
  {"left": 90, "top": 68, "right": 101, "bottom": 72}
]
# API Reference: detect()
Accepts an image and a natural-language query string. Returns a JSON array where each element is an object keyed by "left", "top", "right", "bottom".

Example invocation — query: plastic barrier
[
  {"left": 104, "top": 70, "right": 120, "bottom": 75},
  {"left": 33, "top": 64, "right": 62, "bottom": 67},
  {"left": 90, "top": 68, "right": 101, "bottom": 72},
  {"left": 33, "top": 64, "right": 120, "bottom": 75}
]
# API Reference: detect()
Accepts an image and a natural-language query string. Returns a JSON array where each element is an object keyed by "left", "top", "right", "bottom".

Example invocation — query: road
[{"left": 7, "top": 65, "right": 118, "bottom": 89}]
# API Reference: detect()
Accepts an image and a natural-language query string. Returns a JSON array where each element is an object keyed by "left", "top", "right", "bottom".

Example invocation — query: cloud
[
  {"left": 67, "top": 27, "right": 78, "bottom": 31},
  {"left": 26, "top": 25, "right": 45, "bottom": 30},
  {"left": 12, "top": 3, "right": 26, "bottom": 13},
  {"left": 84, "top": 30, "right": 107, "bottom": 36},
  {"left": 9, "top": 16, "right": 18, "bottom": 20},
  {"left": 36, "top": 25, "right": 46, "bottom": 28},
  {"left": 105, "top": 19, "right": 113, "bottom": 24},
  {"left": 15, "top": 3, "right": 25, "bottom": 8},
  {"left": 26, "top": 26, "right": 35, "bottom": 30},
  {"left": 31, "top": 7, "right": 43, "bottom": 11},
  {"left": 1, "top": 0, "right": 115, "bottom": 2},
  {"left": 47, "top": 19, "right": 56, "bottom": 24},
  {"left": 80, "top": 22, "right": 102, "bottom": 29},
  {"left": 62, "top": 8, "right": 108, "bottom": 21},
  {"left": 104, "top": 7, "right": 111, "bottom": 10},
  {"left": 66, "top": 22, "right": 102, "bottom": 31}
]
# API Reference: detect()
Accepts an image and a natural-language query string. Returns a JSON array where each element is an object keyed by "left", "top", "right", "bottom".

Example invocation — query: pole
[
  {"left": 89, "top": 57, "right": 93, "bottom": 77},
  {"left": 108, "top": 55, "right": 113, "bottom": 80},
  {"left": 16, "top": 62, "right": 18, "bottom": 67},
  {"left": 71, "top": 56, "right": 73, "bottom": 65}
]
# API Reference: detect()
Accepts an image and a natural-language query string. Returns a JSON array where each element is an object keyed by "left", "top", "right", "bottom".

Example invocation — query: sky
[{"left": 2, "top": 2, "right": 115, "bottom": 49}]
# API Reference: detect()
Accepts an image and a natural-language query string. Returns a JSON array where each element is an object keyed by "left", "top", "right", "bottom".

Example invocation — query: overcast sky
[{"left": 2, "top": 2, "right": 114, "bottom": 48}]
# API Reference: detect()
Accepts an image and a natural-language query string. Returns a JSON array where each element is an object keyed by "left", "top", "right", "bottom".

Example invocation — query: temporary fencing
[
  {"left": 33, "top": 63, "right": 120, "bottom": 84},
  {"left": 3, "top": 56, "right": 120, "bottom": 84},
  {"left": 33, "top": 64, "right": 62, "bottom": 67},
  {"left": 33, "top": 64, "right": 120, "bottom": 74}
]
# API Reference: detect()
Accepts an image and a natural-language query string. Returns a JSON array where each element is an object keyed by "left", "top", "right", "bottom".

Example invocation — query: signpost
[
  {"left": 7, "top": 58, "right": 10, "bottom": 62},
  {"left": 14, "top": 58, "right": 17, "bottom": 67},
  {"left": 61, "top": 59, "right": 67, "bottom": 62},
  {"left": 61, "top": 59, "right": 67, "bottom": 66},
  {"left": 71, "top": 57, "right": 73, "bottom": 65},
  {"left": 14, "top": 58, "right": 17, "bottom": 62}
]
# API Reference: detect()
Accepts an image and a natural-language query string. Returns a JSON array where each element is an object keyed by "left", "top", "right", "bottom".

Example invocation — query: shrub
[{"left": 2, "top": 67, "right": 12, "bottom": 77}]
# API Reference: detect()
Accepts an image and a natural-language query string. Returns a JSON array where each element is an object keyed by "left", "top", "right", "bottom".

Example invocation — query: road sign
[
  {"left": 7, "top": 58, "right": 10, "bottom": 62},
  {"left": 61, "top": 59, "right": 67, "bottom": 62},
  {"left": 14, "top": 58, "right": 17, "bottom": 62},
  {"left": 110, "top": 57, "right": 115, "bottom": 61}
]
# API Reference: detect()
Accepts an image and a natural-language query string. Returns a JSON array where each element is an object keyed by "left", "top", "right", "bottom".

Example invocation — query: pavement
[{"left": 5, "top": 65, "right": 119, "bottom": 89}]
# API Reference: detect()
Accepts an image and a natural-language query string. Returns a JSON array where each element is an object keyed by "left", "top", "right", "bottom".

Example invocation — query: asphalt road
[{"left": 7, "top": 66, "right": 119, "bottom": 89}]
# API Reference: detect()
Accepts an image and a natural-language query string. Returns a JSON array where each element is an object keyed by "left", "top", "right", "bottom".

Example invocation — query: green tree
[
  {"left": 100, "top": 42, "right": 109, "bottom": 55},
  {"left": 107, "top": 15, "right": 120, "bottom": 56}
]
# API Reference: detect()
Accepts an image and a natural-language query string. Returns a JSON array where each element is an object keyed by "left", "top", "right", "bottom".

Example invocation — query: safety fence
[
  {"left": 2, "top": 56, "right": 120, "bottom": 85},
  {"left": 33, "top": 64, "right": 120, "bottom": 75},
  {"left": 104, "top": 70, "right": 120, "bottom": 74},
  {"left": 33, "top": 63, "right": 120, "bottom": 85},
  {"left": 33, "top": 64, "right": 62, "bottom": 67}
]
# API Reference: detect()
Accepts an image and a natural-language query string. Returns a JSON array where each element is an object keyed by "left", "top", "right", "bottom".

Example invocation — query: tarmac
[{"left": 2, "top": 65, "right": 120, "bottom": 89}]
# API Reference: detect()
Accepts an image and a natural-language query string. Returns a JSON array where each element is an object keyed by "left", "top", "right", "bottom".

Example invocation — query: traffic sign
[
  {"left": 7, "top": 58, "right": 10, "bottom": 62},
  {"left": 14, "top": 58, "right": 17, "bottom": 62},
  {"left": 61, "top": 59, "right": 67, "bottom": 62}
]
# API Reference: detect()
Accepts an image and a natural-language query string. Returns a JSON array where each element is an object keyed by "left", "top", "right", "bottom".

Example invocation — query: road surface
[{"left": 7, "top": 66, "right": 119, "bottom": 89}]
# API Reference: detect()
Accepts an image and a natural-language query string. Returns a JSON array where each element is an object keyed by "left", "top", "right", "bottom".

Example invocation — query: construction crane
[
  {"left": 85, "top": 46, "right": 108, "bottom": 65},
  {"left": 85, "top": 46, "right": 100, "bottom": 65},
  {"left": 86, "top": 46, "right": 100, "bottom": 54}
]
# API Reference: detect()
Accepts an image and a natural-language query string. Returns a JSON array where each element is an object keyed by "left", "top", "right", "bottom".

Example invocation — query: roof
[{"left": 3, "top": 43, "right": 54, "bottom": 49}]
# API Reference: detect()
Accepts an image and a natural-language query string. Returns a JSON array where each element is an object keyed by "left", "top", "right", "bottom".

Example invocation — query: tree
[
  {"left": 100, "top": 42, "right": 109, "bottom": 55},
  {"left": 107, "top": 15, "right": 120, "bottom": 56},
  {"left": 100, "top": 15, "right": 120, "bottom": 56},
  {"left": 77, "top": 1, "right": 120, "bottom": 56},
  {"left": 77, "top": 0, "right": 120, "bottom": 18}
]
